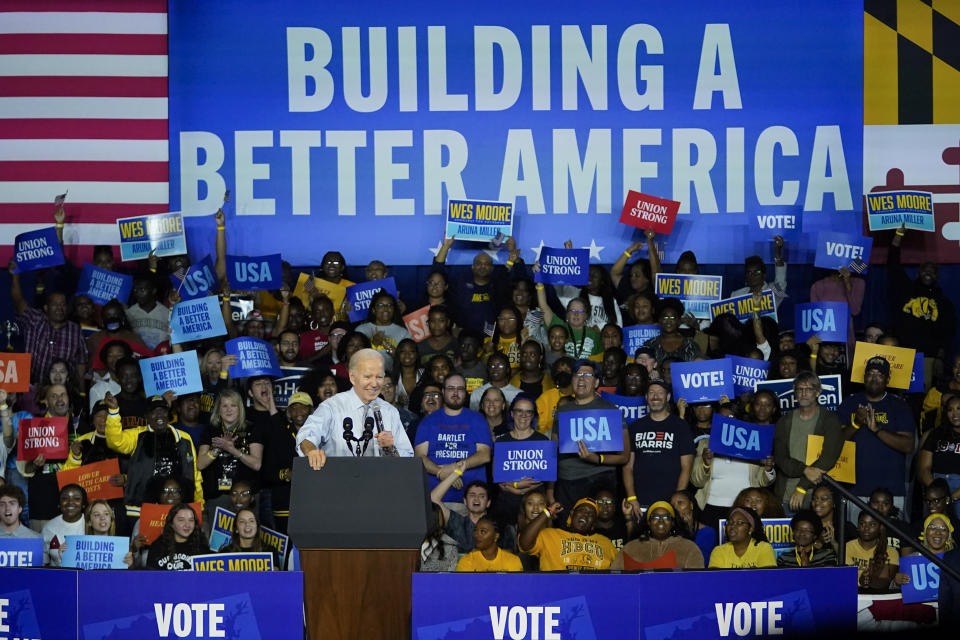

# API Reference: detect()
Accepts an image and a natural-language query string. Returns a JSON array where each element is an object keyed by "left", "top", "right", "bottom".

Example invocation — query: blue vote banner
[
  {"left": 192, "top": 552, "right": 274, "bottom": 572},
  {"left": 140, "top": 351, "right": 204, "bottom": 397},
  {"left": 727, "top": 355, "right": 769, "bottom": 395},
  {"left": 899, "top": 554, "right": 942, "bottom": 604},
  {"left": 346, "top": 276, "right": 399, "bottom": 322},
  {"left": 170, "top": 295, "right": 228, "bottom": 344},
  {"left": 226, "top": 337, "right": 282, "bottom": 378},
  {"left": 168, "top": 1, "right": 862, "bottom": 266},
  {"left": 1, "top": 568, "right": 77, "bottom": 639},
  {"left": 0, "top": 537, "right": 43, "bottom": 567},
  {"left": 78, "top": 264, "right": 133, "bottom": 305},
  {"left": 171, "top": 255, "right": 218, "bottom": 301},
  {"left": 76, "top": 570, "right": 304, "bottom": 640},
  {"left": 13, "top": 227, "right": 64, "bottom": 273},
  {"left": 710, "top": 290, "right": 777, "bottom": 322},
  {"left": 623, "top": 325, "right": 661, "bottom": 356},
  {"left": 751, "top": 212, "right": 801, "bottom": 243},
  {"left": 446, "top": 199, "right": 514, "bottom": 242},
  {"left": 117, "top": 212, "right": 187, "bottom": 261},
  {"left": 535, "top": 247, "right": 589, "bottom": 286},
  {"left": 493, "top": 440, "right": 557, "bottom": 482},
  {"left": 600, "top": 391, "right": 649, "bottom": 423},
  {"left": 795, "top": 302, "right": 849, "bottom": 343},
  {"left": 708, "top": 414, "right": 773, "bottom": 461},
  {"left": 671, "top": 359, "right": 734, "bottom": 403},
  {"left": 556, "top": 408, "right": 624, "bottom": 454},
  {"left": 208, "top": 506, "right": 291, "bottom": 563},
  {"left": 719, "top": 517, "right": 795, "bottom": 553},
  {"left": 814, "top": 232, "right": 873, "bottom": 273},
  {"left": 655, "top": 274, "right": 723, "bottom": 320},
  {"left": 226, "top": 253, "right": 283, "bottom": 291},
  {"left": 756, "top": 374, "right": 843, "bottom": 413},
  {"left": 412, "top": 568, "right": 857, "bottom": 639},
  {"left": 909, "top": 352, "right": 925, "bottom": 394},
  {"left": 62, "top": 535, "right": 129, "bottom": 570},
  {"left": 866, "top": 190, "right": 935, "bottom": 232}
]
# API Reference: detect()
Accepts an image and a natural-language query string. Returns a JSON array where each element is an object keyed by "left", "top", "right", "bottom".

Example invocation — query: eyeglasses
[
  {"left": 595, "top": 499, "right": 615, "bottom": 505},
  {"left": 423, "top": 392, "right": 442, "bottom": 399},
  {"left": 323, "top": 260, "right": 343, "bottom": 266},
  {"left": 726, "top": 520, "right": 751, "bottom": 528},
  {"left": 926, "top": 496, "right": 948, "bottom": 504},
  {"left": 568, "top": 310, "right": 586, "bottom": 316},
  {"left": 374, "top": 303, "right": 394, "bottom": 309},
  {"left": 230, "top": 490, "right": 252, "bottom": 497},
  {"left": 498, "top": 316, "right": 518, "bottom": 322},
  {"left": 512, "top": 409, "right": 535, "bottom": 417},
  {"left": 927, "top": 525, "right": 950, "bottom": 533},
  {"left": 649, "top": 514, "right": 673, "bottom": 522},
  {"left": 795, "top": 386, "right": 818, "bottom": 395},
  {"left": 574, "top": 372, "right": 594, "bottom": 378},
  {"left": 160, "top": 488, "right": 182, "bottom": 495},
  {"left": 660, "top": 314, "right": 678, "bottom": 320}
]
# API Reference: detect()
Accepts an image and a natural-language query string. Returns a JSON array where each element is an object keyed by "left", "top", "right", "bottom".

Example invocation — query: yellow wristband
[
  {"left": 851, "top": 419, "right": 860, "bottom": 430},
  {"left": 795, "top": 487, "right": 807, "bottom": 495},
  {"left": 108, "top": 409, "right": 120, "bottom": 416},
  {"left": 207, "top": 451, "right": 217, "bottom": 459},
  {"left": 55, "top": 223, "right": 64, "bottom": 229},
  {"left": 543, "top": 508, "right": 552, "bottom": 518},
  {"left": 810, "top": 354, "right": 818, "bottom": 359},
  {"left": 703, "top": 462, "right": 711, "bottom": 470},
  {"left": 895, "top": 228, "right": 904, "bottom": 237},
  {"left": 219, "top": 371, "right": 228, "bottom": 379},
  {"left": 454, "top": 469, "right": 463, "bottom": 477},
  {"left": 513, "top": 481, "right": 518, "bottom": 489},
  {"left": 623, "top": 250, "right": 632, "bottom": 258},
  {"left": 217, "top": 225, "right": 225, "bottom": 230},
  {"left": 535, "top": 284, "right": 545, "bottom": 290},
  {"left": 598, "top": 454, "right": 604, "bottom": 464},
  {"left": 627, "top": 496, "right": 638, "bottom": 502},
  {"left": 506, "top": 260, "right": 515, "bottom": 267}
]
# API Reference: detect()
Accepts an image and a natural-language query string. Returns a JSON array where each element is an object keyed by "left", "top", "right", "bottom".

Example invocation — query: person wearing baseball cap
[
  {"left": 262, "top": 391, "right": 314, "bottom": 534},
  {"left": 838, "top": 354, "right": 915, "bottom": 515},
  {"left": 518, "top": 496, "right": 615, "bottom": 570}
]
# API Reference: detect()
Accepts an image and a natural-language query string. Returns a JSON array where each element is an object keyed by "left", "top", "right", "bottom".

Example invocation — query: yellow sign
[
  {"left": 292, "top": 273, "right": 347, "bottom": 312},
  {"left": 805, "top": 434, "right": 855, "bottom": 484},
  {"left": 849, "top": 341, "right": 916, "bottom": 390}
]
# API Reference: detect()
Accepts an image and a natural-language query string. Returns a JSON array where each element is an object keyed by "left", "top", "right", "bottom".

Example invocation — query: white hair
[{"left": 349, "top": 348, "right": 385, "bottom": 374}]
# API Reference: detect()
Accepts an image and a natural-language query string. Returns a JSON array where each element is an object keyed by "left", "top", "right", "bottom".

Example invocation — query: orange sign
[
  {"left": 56, "top": 458, "right": 124, "bottom": 501},
  {"left": 403, "top": 305, "right": 432, "bottom": 342},
  {"left": 0, "top": 353, "right": 31, "bottom": 392},
  {"left": 138, "top": 502, "right": 203, "bottom": 544}
]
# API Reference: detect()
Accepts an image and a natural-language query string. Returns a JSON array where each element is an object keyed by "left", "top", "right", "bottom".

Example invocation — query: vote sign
[
  {"left": 140, "top": 351, "right": 203, "bottom": 397},
  {"left": 535, "top": 247, "right": 589, "bottom": 286},
  {"left": 346, "top": 277, "right": 398, "bottom": 322},
  {"left": 670, "top": 359, "right": 734, "bottom": 403},
  {"left": 77, "top": 264, "right": 133, "bottom": 305},
  {"left": 0, "top": 538, "right": 44, "bottom": 567},
  {"left": 226, "top": 337, "right": 282, "bottom": 378},
  {"left": 557, "top": 409, "right": 623, "bottom": 454},
  {"left": 654, "top": 273, "right": 723, "bottom": 319},
  {"left": 600, "top": 391, "right": 649, "bottom": 423},
  {"left": 727, "top": 355, "right": 769, "bottom": 396},
  {"left": 899, "top": 554, "right": 942, "bottom": 604},
  {"left": 794, "top": 302, "right": 849, "bottom": 343},
  {"left": 170, "top": 295, "right": 228, "bottom": 344},
  {"left": 0, "top": 353, "right": 31, "bottom": 392},
  {"left": 813, "top": 231, "right": 872, "bottom": 273},
  {"left": 61, "top": 535, "right": 129, "bottom": 570},
  {"left": 866, "top": 190, "right": 934, "bottom": 232},
  {"left": 226, "top": 253, "right": 283, "bottom": 291},
  {"left": 13, "top": 227, "right": 64, "bottom": 273},
  {"left": 619, "top": 190, "right": 680, "bottom": 234},
  {"left": 170, "top": 255, "right": 218, "bottom": 301},
  {"left": 17, "top": 417, "right": 68, "bottom": 461},
  {"left": 492, "top": 441, "right": 557, "bottom": 482},
  {"left": 708, "top": 414, "right": 773, "bottom": 461}
]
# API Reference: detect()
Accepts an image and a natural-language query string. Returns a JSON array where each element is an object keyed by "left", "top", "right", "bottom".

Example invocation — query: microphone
[
  {"left": 373, "top": 406, "right": 385, "bottom": 434},
  {"left": 362, "top": 416, "right": 375, "bottom": 441},
  {"left": 341, "top": 417, "right": 354, "bottom": 445}
]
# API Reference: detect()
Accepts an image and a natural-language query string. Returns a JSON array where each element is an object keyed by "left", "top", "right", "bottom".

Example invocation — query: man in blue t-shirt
[
  {"left": 414, "top": 374, "right": 492, "bottom": 503},
  {"left": 838, "top": 356, "right": 915, "bottom": 510}
]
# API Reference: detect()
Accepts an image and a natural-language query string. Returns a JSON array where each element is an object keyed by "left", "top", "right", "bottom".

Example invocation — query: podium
[{"left": 288, "top": 456, "right": 431, "bottom": 640}]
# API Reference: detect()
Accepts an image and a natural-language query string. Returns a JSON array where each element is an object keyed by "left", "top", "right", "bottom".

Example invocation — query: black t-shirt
[
  {"left": 921, "top": 425, "right": 960, "bottom": 475},
  {"left": 199, "top": 421, "right": 265, "bottom": 497},
  {"left": 627, "top": 414, "right": 695, "bottom": 506},
  {"left": 595, "top": 517, "right": 629, "bottom": 550},
  {"left": 146, "top": 539, "right": 205, "bottom": 570}
]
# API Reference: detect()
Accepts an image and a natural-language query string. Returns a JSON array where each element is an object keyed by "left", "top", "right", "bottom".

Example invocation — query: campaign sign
[
  {"left": 346, "top": 276, "right": 398, "bottom": 322},
  {"left": 170, "top": 295, "right": 228, "bottom": 344},
  {"left": 192, "top": 552, "right": 274, "bottom": 572},
  {"left": 899, "top": 554, "right": 942, "bottom": 604},
  {"left": 57, "top": 458, "right": 124, "bottom": 501},
  {"left": 708, "top": 415, "right": 773, "bottom": 461},
  {"left": 117, "top": 211, "right": 187, "bottom": 261},
  {"left": 2, "top": 568, "right": 77, "bottom": 640},
  {"left": 623, "top": 325, "right": 661, "bottom": 356},
  {"left": 208, "top": 507, "right": 290, "bottom": 561},
  {"left": 140, "top": 351, "right": 203, "bottom": 397},
  {"left": 411, "top": 568, "right": 857, "bottom": 638},
  {"left": 139, "top": 502, "right": 203, "bottom": 544},
  {"left": 226, "top": 253, "right": 283, "bottom": 291},
  {"left": 403, "top": 304, "right": 432, "bottom": 342},
  {"left": 0, "top": 353, "right": 30, "bottom": 392},
  {"left": 535, "top": 247, "right": 589, "bottom": 286},
  {"left": 794, "top": 302, "right": 849, "bottom": 343},
  {"left": 78, "top": 263, "right": 133, "bottom": 305},
  {"left": 492, "top": 440, "right": 557, "bottom": 483},
  {"left": 909, "top": 352, "right": 925, "bottom": 394},
  {"left": 557, "top": 409, "right": 623, "bottom": 454},
  {"left": 671, "top": 359, "right": 734, "bottom": 403},
  {"left": 0, "top": 538, "right": 44, "bottom": 567},
  {"left": 13, "top": 226, "right": 64, "bottom": 273},
  {"left": 813, "top": 231, "right": 873, "bottom": 272},
  {"left": 171, "top": 255, "right": 218, "bottom": 301},
  {"left": 866, "top": 190, "right": 935, "bottom": 232},
  {"left": 619, "top": 190, "right": 681, "bottom": 234},
  {"left": 62, "top": 535, "right": 129, "bottom": 570},
  {"left": 805, "top": 435, "right": 855, "bottom": 484},
  {"left": 728, "top": 356, "right": 769, "bottom": 395},
  {"left": 719, "top": 518, "right": 795, "bottom": 553},
  {"left": 850, "top": 341, "right": 916, "bottom": 390},
  {"left": 446, "top": 199, "right": 514, "bottom": 242},
  {"left": 273, "top": 366, "right": 312, "bottom": 409},
  {"left": 292, "top": 272, "right": 347, "bottom": 310},
  {"left": 757, "top": 375, "right": 843, "bottom": 413},
  {"left": 17, "top": 416, "right": 68, "bottom": 461},
  {"left": 753, "top": 213, "right": 801, "bottom": 242},
  {"left": 710, "top": 290, "right": 777, "bottom": 322},
  {"left": 226, "top": 337, "right": 282, "bottom": 378},
  {"left": 600, "top": 391, "right": 649, "bottom": 423},
  {"left": 655, "top": 273, "right": 723, "bottom": 320}
]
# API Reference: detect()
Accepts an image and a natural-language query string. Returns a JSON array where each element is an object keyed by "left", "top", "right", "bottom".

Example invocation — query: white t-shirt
[{"left": 126, "top": 303, "right": 170, "bottom": 350}]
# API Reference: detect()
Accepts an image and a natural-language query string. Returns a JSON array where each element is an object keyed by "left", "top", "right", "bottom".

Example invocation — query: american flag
[
  {"left": 848, "top": 259, "right": 868, "bottom": 274},
  {"left": 0, "top": 0, "right": 169, "bottom": 265}
]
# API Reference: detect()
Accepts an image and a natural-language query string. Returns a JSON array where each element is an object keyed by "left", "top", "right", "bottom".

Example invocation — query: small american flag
[
  {"left": 848, "top": 259, "right": 867, "bottom": 274},
  {"left": 53, "top": 191, "right": 67, "bottom": 207},
  {"left": 483, "top": 322, "right": 496, "bottom": 337}
]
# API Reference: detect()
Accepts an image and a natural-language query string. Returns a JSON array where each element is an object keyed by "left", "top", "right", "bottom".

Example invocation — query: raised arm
[
  {"left": 7, "top": 260, "right": 27, "bottom": 315},
  {"left": 214, "top": 209, "right": 227, "bottom": 286},
  {"left": 611, "top": 241, "right": 644, "bottom": 288}
]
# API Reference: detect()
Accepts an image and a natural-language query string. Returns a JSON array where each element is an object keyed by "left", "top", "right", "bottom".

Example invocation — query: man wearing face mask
[{"left": 887, "top": 227, "right": 957, "bottom": 386}]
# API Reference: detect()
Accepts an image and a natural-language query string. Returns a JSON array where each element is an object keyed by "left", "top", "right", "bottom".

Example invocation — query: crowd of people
[{"left": 1, "top": 206, "right": 959, "bottom": 614}]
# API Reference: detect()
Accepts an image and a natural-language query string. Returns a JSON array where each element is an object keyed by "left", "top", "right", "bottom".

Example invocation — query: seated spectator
[
  {"left": 0, "top": 485, "right": 40, "bottom": 538},
  {"left": 776, "top": 509, "right": 837, "bottom": 568},
  {"left": 593, "top": 487, "right": 629, "bottom": 550},
  {"left": 146, "top": 503, "right": 206, "bottom": 571},
  {"left": 429, "top": 461, "right": 491, "bottom": 554},
  {"left": 130, "top": 476, "right": 187, "bottom": 568},
  {"left": 921, "top": 354, "right": 960, "bottom": 434},
  {"left": 902, "top": 479, "right": 960, "bottom": 555},
  {"left": 43, "top": 483, "right": 87, "bottom": 566},
  {"left": 917, "top": 394, "right": 960, "bottom": 519},
  {"left": 420, "top": 503, "right": 460, "bottom": 573},
  {"left": 219, "top": 507, "right": 280, "bottom": 568},
  {"left": 733, "top": 487, "right": 785, "bottom": 519},
  {"left": 510, "top": 340, "right": 554, "bottom": 400},
  {"left": 504, "top": 490, "right": 550, "bottom": 568},
  {"left": 519, "top": 497, "right": 615, "bottom": 570},
  {"left": 455, "top": 517, "right": 523, "bottom": 572},
  {"left": 894, "top": 512, "right": 955, "bottom": 589},
  {"left": 846, "top": 511, "right": 898, "bottom": 590},
  {"left": 469, "top": 353, "right": 521, "bottom": 412},
  {"left": 868, "top": 487, "right": 908, "bottom": 552},
  {"left": 708, "top": 506, "right": 776, "bottom": 569},
  {"left": 612, "top": 500, "right": 704, "bottom": 569},
  {"left": 671, "top": 489, "right": 717, "bottom": 562},
  {"left": 809, "top": 486, "right": 855, "bottom": 555}
]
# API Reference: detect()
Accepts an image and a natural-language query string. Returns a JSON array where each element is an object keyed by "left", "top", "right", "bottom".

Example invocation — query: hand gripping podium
[{"left": 288, "top": 456, "right": 430, "bottom": 640}]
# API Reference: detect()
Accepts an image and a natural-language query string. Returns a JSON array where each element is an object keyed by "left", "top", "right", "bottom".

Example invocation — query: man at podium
[{"left": 296, "top": 349, "right": 414, "bottom": 468}]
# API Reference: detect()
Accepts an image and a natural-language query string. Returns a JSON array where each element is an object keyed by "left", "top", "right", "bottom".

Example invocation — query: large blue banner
[
  {"left": 0, "top": 568, "right": 77, "bottom": 639},
  {"left": 411, "top": 569, "right": 857, "bottom": 639},
  {"left": 168, "top": 1, "right": 862, "bottom": 265}
]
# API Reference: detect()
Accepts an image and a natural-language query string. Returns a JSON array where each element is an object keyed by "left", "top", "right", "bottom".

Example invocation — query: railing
[{"left": 822, "top": 475, "right": 960, "bottom": 585}]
